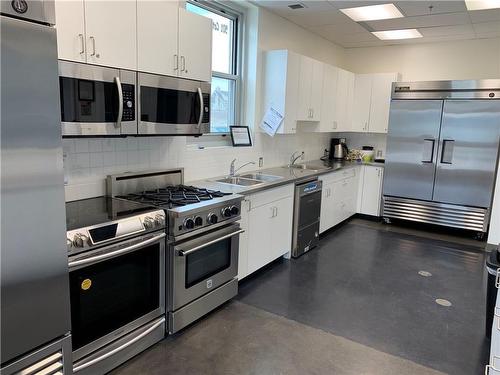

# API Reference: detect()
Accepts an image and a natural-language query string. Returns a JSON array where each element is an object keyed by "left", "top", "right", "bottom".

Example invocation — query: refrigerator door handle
[
  {"left": 440, "top": 139, "right": 455, "bottom": 164},
  {"left": 422, "top": 139, "right": 435, "bottom": 163}
]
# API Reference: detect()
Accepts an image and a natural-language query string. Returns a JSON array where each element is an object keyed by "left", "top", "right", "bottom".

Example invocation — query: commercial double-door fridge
[{"left": 383, "top": 80, "right": 500, "bottom": 235}]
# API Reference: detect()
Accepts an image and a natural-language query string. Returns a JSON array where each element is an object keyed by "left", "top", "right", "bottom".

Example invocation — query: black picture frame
[{"left": 230, "top": 126, "right": 252, "bottom": 147}]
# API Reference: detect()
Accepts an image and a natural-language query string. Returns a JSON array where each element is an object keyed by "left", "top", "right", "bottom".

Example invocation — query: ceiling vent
[{"left": 288, "top": 3, "right": 306, "bottom": 10}]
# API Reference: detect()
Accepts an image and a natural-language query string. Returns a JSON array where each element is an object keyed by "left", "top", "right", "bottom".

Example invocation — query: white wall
[
  {"left": 63, "top": 5, "right": 345, "bottom": 201},
  {"left": 344, "top": 38, "right": 500, "bottom": 81}
]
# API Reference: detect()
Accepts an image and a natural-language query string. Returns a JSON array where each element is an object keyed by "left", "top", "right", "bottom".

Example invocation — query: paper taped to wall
[{"left": 260, "top": 107, "right": 284, "bottom": 136}]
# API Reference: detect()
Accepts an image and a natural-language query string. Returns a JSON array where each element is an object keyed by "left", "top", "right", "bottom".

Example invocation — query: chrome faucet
[
  {"left": 229, "top": 158, "right": 255, "bottom": 177},
  {"left": 289, "top": 151, "right": 304, "bottom": 167}
]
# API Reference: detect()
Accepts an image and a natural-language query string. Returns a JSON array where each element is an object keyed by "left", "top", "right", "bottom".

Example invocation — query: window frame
[{"left": 186, "top": 0, "right": 243, "bottom": 136}]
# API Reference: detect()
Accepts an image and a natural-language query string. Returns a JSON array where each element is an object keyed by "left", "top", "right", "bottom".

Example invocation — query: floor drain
[
  {"left": 435, "top": 299, "right": 452, "bottom": 307},
  {"left": 418, "top": 271, "right": 432, "bottom": 277}
]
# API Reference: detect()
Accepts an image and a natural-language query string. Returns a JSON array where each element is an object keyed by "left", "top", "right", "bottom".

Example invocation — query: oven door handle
[
  {"left": 197, "top": 87, "right": 204, "bottom": 131},
  {"left": 73, "top": 316, "right": 165, "bottom": 373},
  {"left": 178, "top": 229, "right": 244, "bottom": 257},
  {"left": 69, "top": 233, "right": 166, "bottom": 268},
  {"left": 115, "top": 76, "right": 123, "bottom": 129}
]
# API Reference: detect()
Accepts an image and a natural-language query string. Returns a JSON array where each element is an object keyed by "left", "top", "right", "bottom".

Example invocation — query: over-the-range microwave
[{"left": 58, "top": 61, "right": 210, "bottom": 137}]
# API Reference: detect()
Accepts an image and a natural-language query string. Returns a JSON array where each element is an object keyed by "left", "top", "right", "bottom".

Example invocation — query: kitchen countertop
[{"left": 188, "top": 159, "right": 384, "bottom": 195}]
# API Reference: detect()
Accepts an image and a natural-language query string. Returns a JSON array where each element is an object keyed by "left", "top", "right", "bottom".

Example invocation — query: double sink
[{"left": 215, "top": 163, "right": 331, "bottom": 187}]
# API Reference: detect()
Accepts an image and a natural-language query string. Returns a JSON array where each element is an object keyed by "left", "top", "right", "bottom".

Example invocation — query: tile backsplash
[{"left": 63, "top": 130, "right": 334, "bottom": 201}]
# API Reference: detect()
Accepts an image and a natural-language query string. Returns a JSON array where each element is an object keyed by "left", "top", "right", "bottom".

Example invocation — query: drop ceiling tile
[
  {"left": 281, "top": 9, "right": 354, "bottom": 26},
  {"left": 310, "top": 20, "right": 369, "bottom": 35},
  {"left": 298, "top": 0, "right": 337, "bottom": 10},
  {"left": 420, "top": 24, "right": 475, "bottom": 37},
  {"left": 475, "top": 31, "right": 500, "bottom": 38},
  {"left": 387, "top": 33, "right": 477, "bottom": 45},
  {"left": 366, "top": 12, "right": 471, "bottom": 30},
  {"left": 473, "top": 21, "right": 500, "bottom": 33},
  {"left": 327, "top": 0, "right": 390, "bottom": 9},
  {"left": 469, "top": 9, "right": 500, "bottom": 23},
  {"left": 394, "top": 1, "right": 467, "bottom": 17},
  {"left": 342, "top": 40, "right": 387, "bottom": 48}
]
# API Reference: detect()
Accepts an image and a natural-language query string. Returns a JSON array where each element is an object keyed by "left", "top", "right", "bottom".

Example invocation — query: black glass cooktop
[{"left": 66, "top": 196, "right": 157, "bottom": 231}]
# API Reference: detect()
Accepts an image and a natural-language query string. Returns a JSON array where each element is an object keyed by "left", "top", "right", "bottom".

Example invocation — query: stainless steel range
[
  {"left": 66, "top": 197, "right": 166, "bottom": 375},
  {"left": 107, "top": 169, "right": 243, "bottom": 334}
]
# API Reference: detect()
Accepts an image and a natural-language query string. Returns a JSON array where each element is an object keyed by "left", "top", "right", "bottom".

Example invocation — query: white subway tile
[
  {"left": 74, "top": 139, "right": 89, "bottom": 153},
  {"left": 102, "top": 139, "right": 114, "bottom": 152},
  {"left": 90, "top": 152, "right": 104, "bottom": 168},
  {"left": 89, "top": 139, "right": 103, "bottom": 153}
]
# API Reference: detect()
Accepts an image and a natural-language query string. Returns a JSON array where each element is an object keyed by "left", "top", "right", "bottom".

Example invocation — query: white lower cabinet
[
  {"left": 238, "top": 185, "right": 294, "bottom": 280},
  {"left": 358, "top": 166, "right": 384, "bottom": 216},
  {"left": 320, "top": 168, "right": 359, "bottom": 234}
]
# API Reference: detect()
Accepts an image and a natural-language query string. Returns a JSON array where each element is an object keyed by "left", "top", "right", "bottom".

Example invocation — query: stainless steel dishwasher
[{"left": 292, "top": 178, "right": 322, "bottom": 258}]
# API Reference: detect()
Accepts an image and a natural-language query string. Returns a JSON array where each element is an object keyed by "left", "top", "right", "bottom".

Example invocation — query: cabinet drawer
[
  {"left": 332, "top": 176, "right": 357, "bottom": 202},
  {"left": 248, "top": 184, "right": 294, "bottom": 209},
  {"left": 321, "top": 167, "right": 357, "bottom": 185}
]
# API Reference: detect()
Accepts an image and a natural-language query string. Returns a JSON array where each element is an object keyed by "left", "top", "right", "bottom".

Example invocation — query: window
[{"left": 186, "top": 1, "right": 240, "bottom": 134}]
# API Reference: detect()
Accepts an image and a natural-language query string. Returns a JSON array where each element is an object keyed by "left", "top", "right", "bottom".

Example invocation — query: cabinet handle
[
  {"left": 377, "top": 169, "right": 381, "bottom": 177},
  {"left": 174, "top": 54, "right": 178, "bottom": 71},
  {"left": 246, "top": 199, "right": 251, "bottom": 212},
  {"left": 333, "top": 121, "right": 337, "bottom": 129},
  {"left": 311, "top": 108, "right": 314, "bottom": 118},
  {"left": 89, "top": 36, "right": 96, "bottom": 57},
  {"left": 275, "top": 207, "right": 278, "bottom": 217},
  {"left": 78, "top": 34, "right": 84, "bottom": 54},
  {"left": 180, "top": 56, "right": 186, "bottom": 72}
]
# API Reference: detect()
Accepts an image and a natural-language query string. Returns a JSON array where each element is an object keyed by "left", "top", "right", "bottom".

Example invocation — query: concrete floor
[{"left": 111, "top": 219, "right": 489, "bottom": 375}]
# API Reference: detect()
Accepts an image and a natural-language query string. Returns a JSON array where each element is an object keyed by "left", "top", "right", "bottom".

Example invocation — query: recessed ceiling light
[
  {"left": 340, "top": 3, "right": 404, "bottom": 22},
  {"left": 465, "top": 0, "right": 500, "bottom": 10},
  {"left": 372, "top": 29, "right": 423, "bottom": 40}
]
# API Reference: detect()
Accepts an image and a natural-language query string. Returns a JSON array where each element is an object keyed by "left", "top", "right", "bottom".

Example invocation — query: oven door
[
  {"left": 59, "top": 61, "right": 137, "bottom": 137},
  {"left": 170, "top": 223, "right": 242, "bottom": 310},
  {"left": 68, "top": 231, "right": 165, "bottom": 361},
  {"left": 138, "top": 72, "right": 210, "bottom": 136}
]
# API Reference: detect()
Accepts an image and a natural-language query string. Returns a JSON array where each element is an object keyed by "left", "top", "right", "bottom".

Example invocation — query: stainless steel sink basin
[
  {"left": 287, "top": 163, "right": 330, "bottom": 172},
  {"left": 215, "top": 177, "right": 264, "bottom": 186},
  {"left": 238, "top": 173, "right": 283, "bottom": 182}
]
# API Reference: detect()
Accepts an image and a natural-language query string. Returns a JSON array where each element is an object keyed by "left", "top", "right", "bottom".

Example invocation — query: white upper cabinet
[
  {"left": 137, "top": 0, "right": 179, "bottom": 76},
  {"left": 352, "top": 74, "right": 373, "bottom": 132},
  {"left": 336, "top": 68, "right": 355, "bottom": 132},
  {"left": 297, "top": 56, "right": 323, "bottom": 121},
  {"left": 351, "top": 72, "right": 399, "bottom": 134},
  {"left": 84, "top": 1, "right": 137, "bottom": 70},
  {"left": 316, "top": 64, "right": 339, "bottom": 132},
  {"left": 178, "top": 8, "right": 212, "bottom": 82},
  {"left": 55, "top": 0, "right": 86, "bottom": 63}
]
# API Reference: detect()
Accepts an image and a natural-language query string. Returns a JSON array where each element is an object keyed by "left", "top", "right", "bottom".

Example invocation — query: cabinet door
[
  {"left": 318, "top": 64, "right": 338, "bottom": 132},
  {"left": 84, "top": 1, "right": 137, "bottom": 70},
  {"left": 247, "top": 202, "right": 273, "bottom": 275},
  {"left": 336, "top": 69, "right": 354, "bottom": 131},
  {"left": 137, "top": 1, "right": 179, "bottom": 76},
  {"left": 369, "top": 73, "right": 397, "bottom": 133},
  {"left": 270, "top": 196, "right": 294, "bottom": 260},
  {"left": 352, "top": 74, "right": 372, "bottom": 133},
  {"left": 55, "top": 0, "right": 86, "bottom": 62},
  {"left": 297, "top": 55, "right": 313, "bottom": 121},
  {"left": 310, "top": 59, "right": 324, "bottom": 121},
  {"left": 360, "top": 166, "right": 384, "bottom": 216},
  {"left": 178, "top": 8, "right": 212, "bottom": 82},
  {"left": 320, "top": 183, "right": 334, "bottom": 233},
  {"left": 238, "top": 199, "right": 251, "bottom": 280}
]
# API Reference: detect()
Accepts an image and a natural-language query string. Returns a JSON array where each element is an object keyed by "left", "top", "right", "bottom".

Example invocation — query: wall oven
[
  {"left": 168, "top": 222, "right": 242, "bottom": 333},
  {"left": 138, "top": 72, "right": 210, "bottom": 136},
  {"left": 59, "top": 61, "right": 137, "bottom": 137}
]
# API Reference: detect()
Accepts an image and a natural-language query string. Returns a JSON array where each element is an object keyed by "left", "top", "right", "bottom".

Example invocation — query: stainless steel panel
[
  {"left": 1, "top": 0, "right": 55, "bottom": 25},
  {"left": 168, "top": 278, "right": 237, "bottom": 334},
  {"left": 170, "top": 223, "right": 240, "bottom": 310},
  {"left": 138, "top": 122, "right": 210, "bottom": 135},
  {"left": 433, "top": 100, "right": 500, "bottom": 208},
  {"left": 383, "top": 196, "right": 489, "bottom": 232},
  {"left": 1, "top": 335, "right": 72, "bottom": 375},
  {"left": 107, "top": 169, "right": 184, "bottom": 197},
  {"left": 392, "top": 80, "right": 500, "bottom": 100},
  {"left": 72, "top": 317, "right": 165, "bottom": 375},
  {"left": 1, "top": 16, "right": 70, "bottom": 364},
  {"left": 383, "top": 100, "right": 443, "bottom": 201}
]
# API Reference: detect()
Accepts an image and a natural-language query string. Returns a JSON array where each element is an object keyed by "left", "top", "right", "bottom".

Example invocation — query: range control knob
[
  {"left": 155, "top": 214, "right": 165, "bottom": 227},
  {"left": 143, "top": 216, "right": 155, "bottom": 230},
  {"left": 73, "top": 233, "right": 88, "bottom": 248},
  {"left": 67, "top": 238, "right": 73, "bottom": 249},
  {"left": 184, "top": 218, "right": 195, "bottom": 230},
  {"left": 207, "top": 213, "right": 218, "bottom": 225},
  {"left": 194, "top": 216, "right": 203, "bottom": 227},
  {"left": 222, "top": 207, "right": 232, "bottom": 217},
  {"left": 230, "top": 205, "right": 239, "bottom": 216}
]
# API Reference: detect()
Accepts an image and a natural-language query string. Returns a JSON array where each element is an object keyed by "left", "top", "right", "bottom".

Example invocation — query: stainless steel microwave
[
  {"left": 138, "top": 72, "right": 210, "bottom": 136},
  {"left": 59, "top": 61, "right": 137, "bottom": 137}
]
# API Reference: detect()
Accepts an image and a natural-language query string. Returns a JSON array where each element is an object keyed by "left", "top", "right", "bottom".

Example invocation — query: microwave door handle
[
  {"left": 178, "top": 229, "right": 244, "bottom": 257},
  {"left": 197, "top": 87, "right": 204, "bottom": 131},
  {"left": 68, "top": 233, "right": 166, "bottom": 268},
  {"left": 115, "top": 76, "right": 123, "bottom": 129}
]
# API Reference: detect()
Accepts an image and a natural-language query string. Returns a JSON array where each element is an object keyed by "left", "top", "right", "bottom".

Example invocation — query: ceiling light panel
[
  {"left": 465, "top": 0, "right": 500, "bottom": 10},
  {"left": 340, "top": 3, "right": 404, "bottom": 22},
  {"left": 372, "top": 28, "right": 423, "bottom": 40}
]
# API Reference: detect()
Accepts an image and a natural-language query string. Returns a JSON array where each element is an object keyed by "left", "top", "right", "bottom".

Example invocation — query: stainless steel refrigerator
[
  {"left": 383, "top": 80, "right": 500, "bottom": 235},
  {"left": 1, "top": 1, "right": 72, "bottom": 374}
]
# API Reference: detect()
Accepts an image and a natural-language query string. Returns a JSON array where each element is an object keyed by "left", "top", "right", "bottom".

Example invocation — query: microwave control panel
[{"left": 122, "top": 84, "right": 135, "bottom": 121}]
